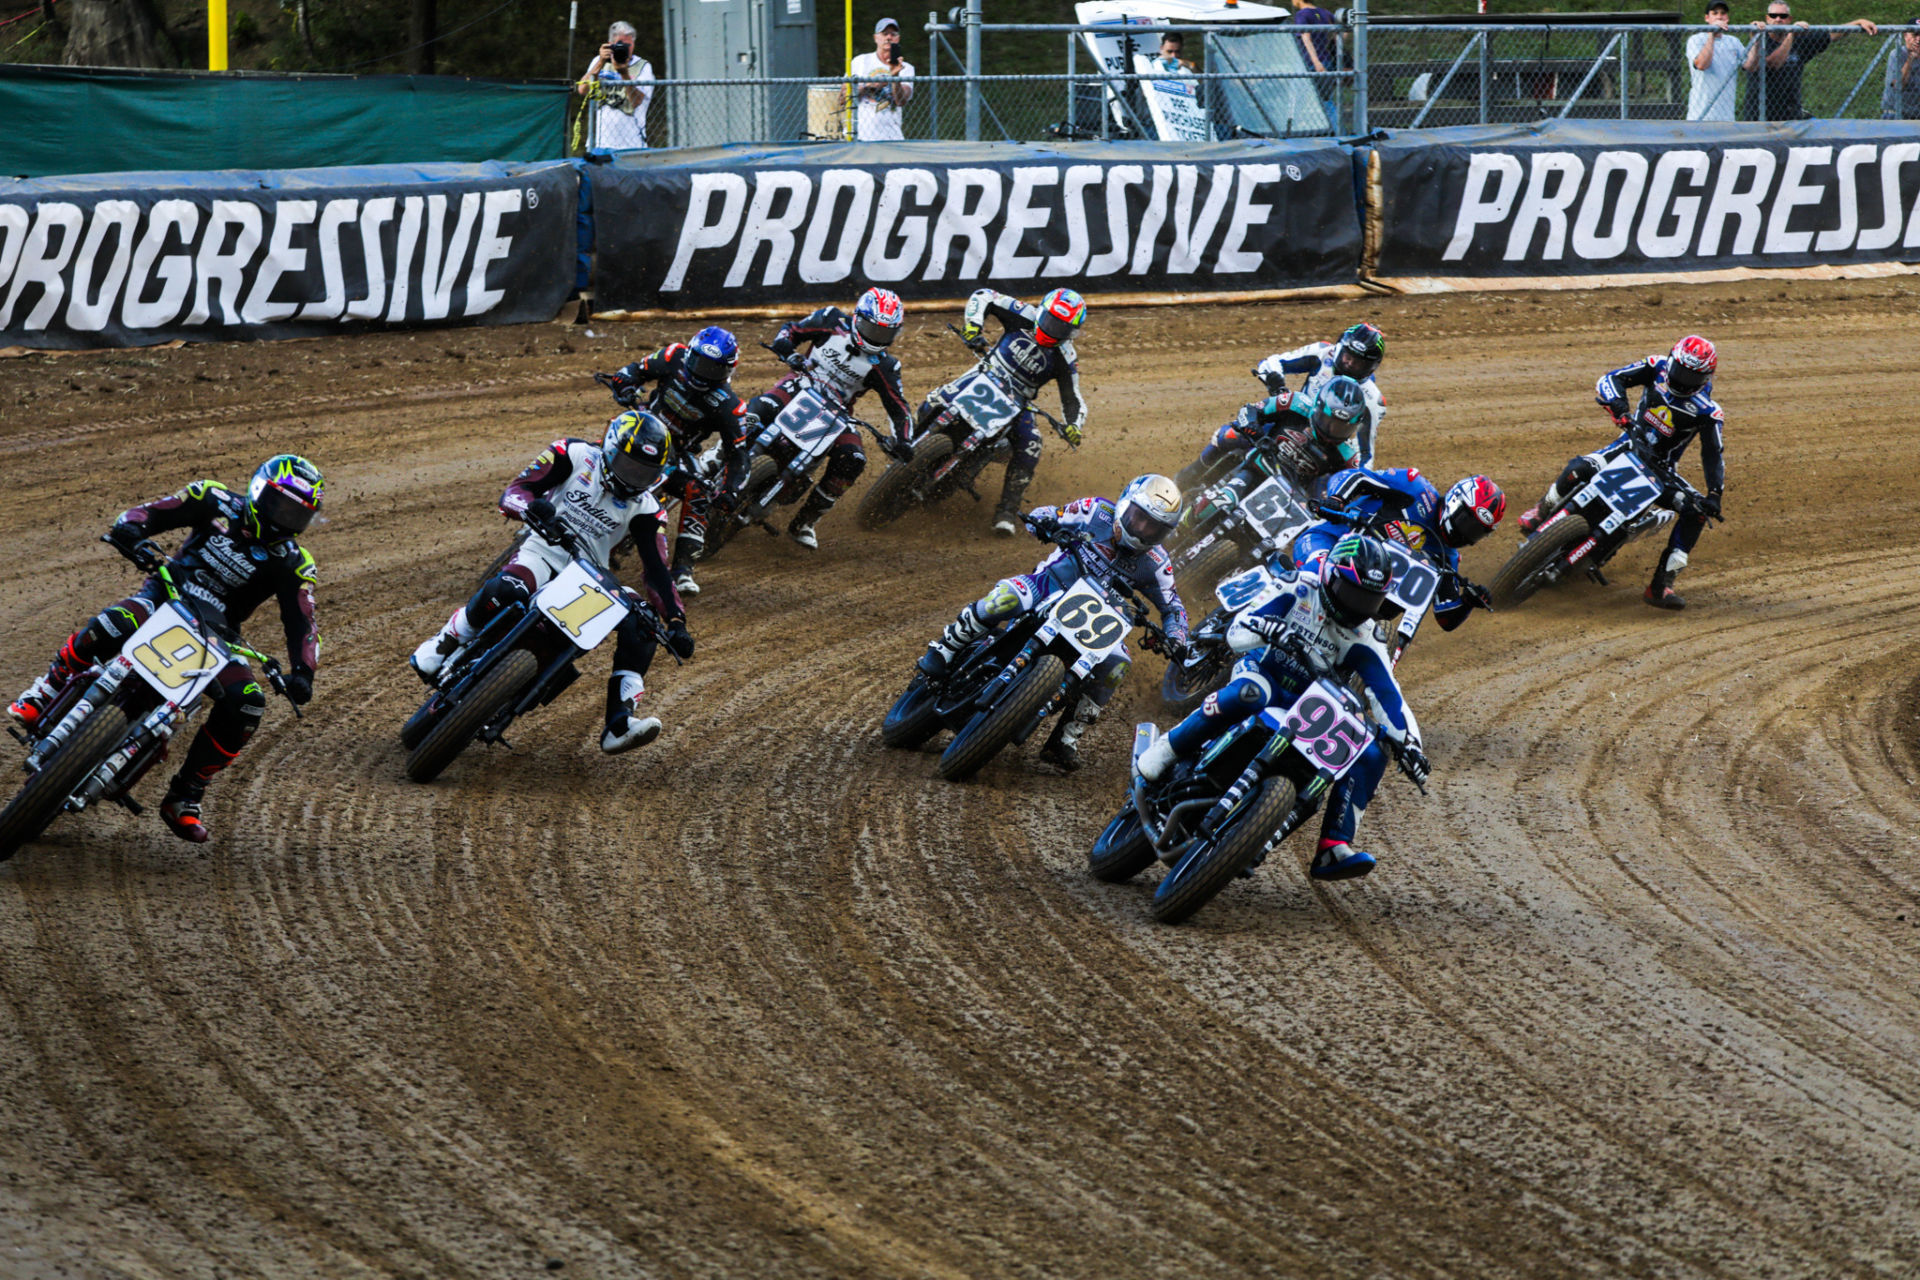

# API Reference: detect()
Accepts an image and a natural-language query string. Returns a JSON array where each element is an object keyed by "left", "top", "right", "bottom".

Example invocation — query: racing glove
[
  {"left": 1024, "top": 514, "right": 1060, "bottom": 542},
  {"left": 105, "top": 523, "right": 165, "bottom": 571},
  {"left": 1602, "top": 399, "right": 1632, "bottom": 430},
  {"left": 1397, "top": 739, "right": 1431, "bottom": 788},
  {"left": 1243, "top": 614, "right": 1293, "bottom": 649},
  {"left": 1060, "top": 414, "right": 1084, "bottom": 448},
  {"left": 1444, "top": 571, "right": 1495, "bottom": 613},
  {"left": 1699, "top": 490, "right": 1724, "bottom": 521},
  {"left": 1252, "top": 354, "right": 1289, "bottom": 396},
  {"left": 283, "top": 669, "right": 314, "bottom": 706},
  {"left": 594, "top": 369, "right": 642, "bottom": 407},
  {"left": 665, "top": 617, "right": 696, "bottom": 660},
  {"left": 524, "top": 497, "right": 568, "bottom": 546}
]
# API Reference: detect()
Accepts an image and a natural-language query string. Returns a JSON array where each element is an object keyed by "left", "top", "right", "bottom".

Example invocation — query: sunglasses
[{"left": 1767, "top": 11, "right": 1792, "bottom": 18}]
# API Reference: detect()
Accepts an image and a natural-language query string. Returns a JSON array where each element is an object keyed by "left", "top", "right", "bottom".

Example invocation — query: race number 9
[
  {"left": 545, "top": 582, "right": 618, "bottom": 640},
  {"left": 130, "top": 625, "right": 214, "bottom": 690}
]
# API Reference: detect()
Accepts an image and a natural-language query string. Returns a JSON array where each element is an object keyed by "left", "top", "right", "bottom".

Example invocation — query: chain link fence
[{"left": 578, "top": 21, "right": 1920, "bottom": 151}]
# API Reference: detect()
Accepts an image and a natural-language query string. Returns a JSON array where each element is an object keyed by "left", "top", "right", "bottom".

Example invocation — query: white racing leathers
[{"left": 1254, "top": 342, "right": 1385, "bottom": 467}]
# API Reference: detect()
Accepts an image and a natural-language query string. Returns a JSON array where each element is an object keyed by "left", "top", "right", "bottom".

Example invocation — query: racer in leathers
[
  {"left": 922, "top": 287, "right": 1088, "bottom": 536},
  {"left": 1252, "top": 322, "right": 1387, "bottom": 468},
  {"left": 1294, "top": 469, "right": 1506, "bottom": 635},
  {"left": 1173, "top": 375, "right": 1370, "bottom": 501},
  {"left": 917, "top": 476, "right": 1189, "bottom": 770},
  {"left": 1136, "top": 533, "right": 1429, "bottom": 882},
  {"left": 597, "top": 326, "right": 745, "bottom": 597},
  {"left": 409, "top": 410, "right": 695, "bottom": 755},
  {"left": 741, "top": 288, "right": 913, "bottom": 550},
  {"left": 7, "top": 456, "right": 325, "bottom": 843},
  {"left": 1516, "top": 335, "right": 1725, "bottom": 610}
]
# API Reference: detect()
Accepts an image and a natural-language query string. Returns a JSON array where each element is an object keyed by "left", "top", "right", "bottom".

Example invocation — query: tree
[{"left": 62, "top": 0, "right": 176, "bottom": 66}]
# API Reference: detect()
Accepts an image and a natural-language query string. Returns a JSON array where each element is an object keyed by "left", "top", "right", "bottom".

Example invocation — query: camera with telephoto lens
[{"left": 610, "top": 40, "right": 632, "bottom": 64}]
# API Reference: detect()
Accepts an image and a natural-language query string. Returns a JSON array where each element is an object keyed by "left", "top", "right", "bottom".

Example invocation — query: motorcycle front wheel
[
  {"left": 1160, "top": 643, "right": 1231, "bottom": 714},
  {"left": 936, "top": 653, "right": 1066, "bottom": 782},
  {"left": 1089, "top": 806, "right": 1156, "bottom": 883},
  {"left": 0, "top": 705, "right": 130, "bottom": 860},
  {"left": 1150, "top": 776, "right": 1295, "bottom": 925},
  {"left": 857, "top": 434, "right": 955, "bottom": 530},
  {"left": 699, "top": 455, "right": 778, "bottom": 561},
  {"left": 1490, "top": 516, "right": 1590, "bottom": 610},
  {"left": 404, "top": 648, "right": 539, "bottom": 783},
  {"left": 880, "top": 672, "right": 946, "bottom": 749}
]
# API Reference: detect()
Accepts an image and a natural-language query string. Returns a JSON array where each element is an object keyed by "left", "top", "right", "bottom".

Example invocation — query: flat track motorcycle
[{"left": 1160, "top": 436, "right": 1315, "bottom": 603}]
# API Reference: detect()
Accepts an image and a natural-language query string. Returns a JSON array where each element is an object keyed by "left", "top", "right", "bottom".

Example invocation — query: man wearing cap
[
  {"left": 1686, "top": 0, "right": 1743, "bottom": 120},
  {"left": 1882, "top": 16, "right": 1920, "bottom": 118},
  {"left": 1740, "top": 4, "right": 1876, "bottom": 121},
  {"left": 847, "top": 17, "right": 916, "bottom": 140}
]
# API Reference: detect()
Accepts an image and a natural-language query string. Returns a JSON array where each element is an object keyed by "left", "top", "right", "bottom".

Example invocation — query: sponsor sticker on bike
[
  {"left": 1282, "top": 680, "right": 1372, "bottom": 780},
  {"left": 535, "top": 561, "right": 630, "bottom": 651},
  {"left": 123, "top": 601, "right": 229, "bottom": 704}
]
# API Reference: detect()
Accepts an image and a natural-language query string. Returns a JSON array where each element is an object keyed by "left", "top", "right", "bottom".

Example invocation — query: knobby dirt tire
[
  {"left": 1490, "top": 516, "right": 1590, "bottom": 610},
  {"left": 701, "top": 456, "right": 778, "bottom": 560},
  {"left": 857, "top": 435, "right": 955, "bottom": 530},
  {"left": 880, "top": 673, "right": 946, "bottom": 750},
  {"left": 1160, "top": 644, "right": 1232, "bottom": 714},
  {"left": 936, "top": 654, "right": 1066, "bottom": 783},
  {"left": 1150, "top": 776, "right": 1296, "bottom": 925},
  {"left": 1175, "top": 538, "right": 1243, "bottom": 611},
  {"left": 404, "top": 649, "right": 539, "bottom": 784},
  {"left": 0, "top": 706, "right": 131, "bottom": 861},
  {"left": 1089, "top": 807, "right": 1157, "bottom": 883}
]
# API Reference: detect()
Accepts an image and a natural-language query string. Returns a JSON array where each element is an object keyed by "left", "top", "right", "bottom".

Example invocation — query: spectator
[
  {"left": 575, "top": 21, "right": 655, "bottom": 150},
  {"left": 1740, "top": 4, "right": 1876, "bottom": 121},
  {"left": 1149, "top": 31, "right": 1194, "bottom": 73},
  {"left": 1687, "top": 0, "right": 1743, "bottom": 120},
  {"left": 1291, "top": 0, "right": 1338, "bottom": 105},
  {"left": 847, "top": 17, "right": 915, "bottom": 140},
  {"left": 1883, "top": 16, "right": 1920, "bottom": 118}
]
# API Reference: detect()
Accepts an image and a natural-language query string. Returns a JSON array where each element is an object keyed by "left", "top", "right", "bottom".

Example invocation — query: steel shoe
[
  {"left": 788, "top": 518, "right": 819, "bottom": 550},
  {"left": 1309, "top": 840, "right": 1376, "bottom": 881},
  {"left": 159, "top": 785, "right": 211, "bottom": 844}
]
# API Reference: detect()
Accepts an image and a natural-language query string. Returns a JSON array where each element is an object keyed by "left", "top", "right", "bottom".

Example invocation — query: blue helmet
[{"left": 679, "top": 326, "right": 739, "bottom": 392}]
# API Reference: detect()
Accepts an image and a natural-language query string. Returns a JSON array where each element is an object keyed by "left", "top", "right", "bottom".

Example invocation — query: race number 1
[{"left": 545, "top": 582, "right": 618, "bottom": 640}]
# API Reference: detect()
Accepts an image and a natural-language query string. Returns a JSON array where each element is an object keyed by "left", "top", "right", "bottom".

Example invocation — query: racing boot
[
  {"left": 411, "top": 607, "right": 475, "bottom": 684},
  {"left": 1137, "top": 733, "right": 1179, "bottom": 782},
  {"left": 159, "top": 780, "right": 211, "bottom": 844},
  {"left": 918, "top": 605, "right": 990, "bottom": 679},
  {"left": 1517, "top": 505, "right": 1546, "bottom": 537},
  {"left": 1040, "top": 695, "right": 1101, "bottom": 772},
  {"left": 600, "top": 670, "right": 661, "bottom": 754},
  {"left": 788, "top": 490, "right": 834, "bottom": 550},
  {"left": 992, "top": 467, "right": 1034, "bottom": 537},
  {"left": 1644, "top": 548, "right": 1688, "bottom": 611},
  {"left": 8, "top": 637, "right": 88, "bottom": 729},
  {"left": 1309, "top": 840, "right": 1376, "bottom": 881},
  {"left": 671, "top": 543, "right": 701, "bottom": 599}
]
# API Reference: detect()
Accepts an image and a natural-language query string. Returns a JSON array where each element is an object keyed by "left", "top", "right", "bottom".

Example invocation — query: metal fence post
[
  {"left": 965, "top": 0, "right": 982, "bottom": 141},
  {"left": 1352, "top": 0, "right": 1368, "bottom": 133},
  {"left": 1479, "top": 27, "right": 1491, "bottom": 124},
  {"left": 1620, "top": 28, "right": 1629, "bottom": 118},
  {"left": 1837, "top": 32, "right": 1895, "bottom": 117},
  {"left": 1067, "top": 29, "right": 1075, "bottom": 135},
  {"left": 927, "top": 17, "right": 939, "bottom": 139},
  {"left": 1758, "top": 41, "right": 1767, "bottom": 122}
]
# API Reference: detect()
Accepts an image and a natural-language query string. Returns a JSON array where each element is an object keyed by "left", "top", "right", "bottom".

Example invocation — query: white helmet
[{"left": 1112, "top": 474, "right": 1183, "bottom": 552}]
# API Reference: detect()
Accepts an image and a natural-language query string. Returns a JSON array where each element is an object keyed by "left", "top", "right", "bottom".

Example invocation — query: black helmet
[
  {"left": 1309, "top": 376, "right": 1368, "bottom": 448},
  {"left": 602, "top": 410, "right": 672, "bottom": 499},
  {"left": 1332, "top": 322, "right": 1385, "bottom": 381},
  {"left": 245, "top": 454, "right": 324, "bottom": 539},
  {"left": 1318, "top": 533, "right": 1393, "bottom": 627}
]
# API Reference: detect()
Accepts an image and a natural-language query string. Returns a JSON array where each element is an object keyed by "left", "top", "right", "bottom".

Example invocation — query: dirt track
[{"left": 2, "top": 279, "right": 1918, "bottom": 1279}]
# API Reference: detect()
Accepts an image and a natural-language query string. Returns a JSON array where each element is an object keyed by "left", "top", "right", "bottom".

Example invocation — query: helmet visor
[
  {"left": 1333, "top": 348, "right": 1380, "bottom": 381},
  {"left": 1312, "top": 405, "right": 1361, "bottom": 445},
  {"left": 1036, "top": 308, "right": 1076, "bottom": 345},
  {"left": 1667, "top": 365, "right": 1708, "bottom": 396},
  {"left": 607, "top": 449, "right": 664, "bottom": 494},
  {"left": 685, "top": 349, "right": 732, "bottom": 386},
  {"left": 1325, "top": 574, "right": 1386, "bottom": 627},
  {"left": 1444, "top": 505, "right": 1492, "bottom": 547},
  {"left": 1120, "top": 500, "right": 1176, "bottom": 548},
  {"left": 254, "top": 484, "right": 317, "bottom": 535},
  {"left": 854, "top": 314, "right": 899, "bottom": 349}
]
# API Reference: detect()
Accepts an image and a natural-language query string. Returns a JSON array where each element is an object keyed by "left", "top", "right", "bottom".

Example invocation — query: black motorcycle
[{"left": 1161, "top": 435, "right": 1314, "bottom": 604}]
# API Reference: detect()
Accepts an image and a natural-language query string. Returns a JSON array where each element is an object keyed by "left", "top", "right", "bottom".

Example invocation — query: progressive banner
[
  {"left": 0, "top": 160, "right": 577, "bottom": 351},
  {"left": 591, "top": 140, "right": 1361, "bottom": 310},
  {"left": 1370, "top": 120, "right": 1920, "bottom": 284}
]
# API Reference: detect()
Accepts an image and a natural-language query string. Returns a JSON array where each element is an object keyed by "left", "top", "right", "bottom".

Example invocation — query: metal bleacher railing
[{"left": 579, "top": 18, "right": 1918, "bottom": 151}]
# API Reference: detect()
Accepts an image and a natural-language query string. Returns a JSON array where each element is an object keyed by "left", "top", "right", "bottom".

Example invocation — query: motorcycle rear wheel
[
  {"left": 404, "top": 648, "right": 539, "bottom": 783},
  {"left": 880, "top": 672, "right": 946, "bottom": 749},
  {"left": 857, "top": 434, "right": 955, "bottom": 529},
  {"left": 936, "top": 654, "right": 1066, "bottom": 783},
  {"left": 1150, "top": 776, "right": 1295, "bottom": 925},
  {"left": 1089, "top": 806, "right": 1156, "bottom": 883},
  {"left": 1159, "top": 643, "right": 1232, "bottom": 714},
  {"left": 1490, "top": 516, "right": 1590, "bottom": 610},
  {"left": 0, "top": 705, "right": 130, "bottom": 861},
  {"left": 1175, "top": 538, "right": 1242, "bottom": 609}
]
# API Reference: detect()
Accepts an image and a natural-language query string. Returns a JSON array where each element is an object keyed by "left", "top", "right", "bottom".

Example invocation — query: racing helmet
[
  {"left": 852, "top": 287, "right": 905, "bottom": 354},
  {"left": 602, "top": 410, "right": 672, "bottom": 499},
  {"left": 1439, "top": 475, "right": 1506, "bottom": 548},
  {"left": 1112, "top": 474, "right": 1183, "bottom": 552},
  {"left": 1309, "top": 376, "right": 1369, "bottom": 448},
  {"left": 1319, "top": 533, "right": 1394, "bottom": 628},
  {"left": 1666, "top": 334, "right": 1717, "bottom": 397},
  {"left": 1034, "top": 288, "right": 1087, "bottom": 347},
  {"left": 1331, "top": 322, "right": 1386, "bottom": 381},
  {"left": 678, "top": 326, "right": 739, "bottom": 393},
  {"left": 245, "top": 454, "right": 324, "bottom": 539}
]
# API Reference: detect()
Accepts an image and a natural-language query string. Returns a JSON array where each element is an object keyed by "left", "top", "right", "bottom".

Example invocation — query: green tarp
[{"left": 0, "top": 65, "right": 568, "bottom": 179}]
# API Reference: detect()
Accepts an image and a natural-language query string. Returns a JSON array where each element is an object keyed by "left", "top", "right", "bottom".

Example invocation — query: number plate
[
  {"left": 1214, "top": 564, "right": 1282, "bottom": 613},
  {"left": 535, "top": 560, "right": 630, "bottom": 651},
  {"left": 123, "top": 601, "right": 229, "bottom": 704},
  {"left": 1237, "top": 475, "right": 1309, "bottom": 545},
  {"left": 1574, "top": 452, "right": 1664, "bottom": 534},
  {"left": 1281, "top": 679, "right": 1373, "bottom": 780},
  {"left": 1378, "top": 543, "right": 1440, "bottom": 616},
  {"left": 1046, "top": 582, "right": 1130, "bottom": 658},
  {"left": 774, "top": 388, "right": 846, "bottom": 453},
  {"left": 948, "top": 369, "right": 1021, "bottom": 433}
]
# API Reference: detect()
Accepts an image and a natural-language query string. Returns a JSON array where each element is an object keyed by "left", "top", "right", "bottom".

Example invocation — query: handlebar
[{"left": 593, "top": 370, "right": 641, "bottom": 409}]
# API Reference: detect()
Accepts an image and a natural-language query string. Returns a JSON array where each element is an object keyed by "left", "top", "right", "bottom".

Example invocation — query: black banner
[
  {"left": 1372, "top": 121, "right": 1920, "bottom": 280},
  {"left": 0, "top": 160, "right": 577, "bottom": 350},
  {"left": 592, "top": 140, "right": 1361, "bottom": 310}
]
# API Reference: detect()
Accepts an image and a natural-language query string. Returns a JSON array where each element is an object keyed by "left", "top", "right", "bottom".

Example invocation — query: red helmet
[
  {"left": 1440, "top": 475, "right": 1505, "bottom": 547},
  {"left": 1667, "top": 335, "right": 1717, "bottom": 397},
  {"left": 853, "top": 287, "right": 904, "bottom": 354}
]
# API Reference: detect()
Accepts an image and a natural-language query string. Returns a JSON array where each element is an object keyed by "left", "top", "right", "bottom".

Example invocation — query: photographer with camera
[
  {"left": 575, "top": 20, "right": 655, "bottom": 151},
  {"left": 845, "top": 16, "right": 915, "bottom": 140}
]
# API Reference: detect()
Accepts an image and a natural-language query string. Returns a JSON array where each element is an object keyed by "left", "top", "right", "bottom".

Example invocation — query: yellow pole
[
  {"left": 844, "top": 0, "right": 853, "bottom": 137},
  {"left": 208, "top": 0, "right": 228, "bottom": 69}
]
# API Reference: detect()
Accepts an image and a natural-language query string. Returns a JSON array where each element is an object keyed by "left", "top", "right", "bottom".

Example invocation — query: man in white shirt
[
  {"left": 847, "top": 17, "right": 915, "bottom": 140},
  {"left": 1686, "top": 0, "right": 1743, "bottom": 121},
  {"left": 576, "top": 20, "right": 655, "bottom": 150}
]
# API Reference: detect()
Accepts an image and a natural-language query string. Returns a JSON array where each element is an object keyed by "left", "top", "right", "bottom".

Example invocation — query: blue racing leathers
[
  {"left": 1294, "top": 467, "right": 1482, "bottom": 633},
  {"left": 1253, "top": 341, "right": 1384, "bottom": 468},
  {"left": 1161, "top": 564, "right": 1420, "bottom": 846}
]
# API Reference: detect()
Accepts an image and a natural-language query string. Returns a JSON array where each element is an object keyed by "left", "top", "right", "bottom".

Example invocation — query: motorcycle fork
[
  {"left": 27, "top": 658, "right": 132, "bottom": 771},
  {"left": 71, "top": 699, "right": 178, "bottom": 814},
  {"left": 975, "top": 636, "right": 1041, "bottom": 710}
]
